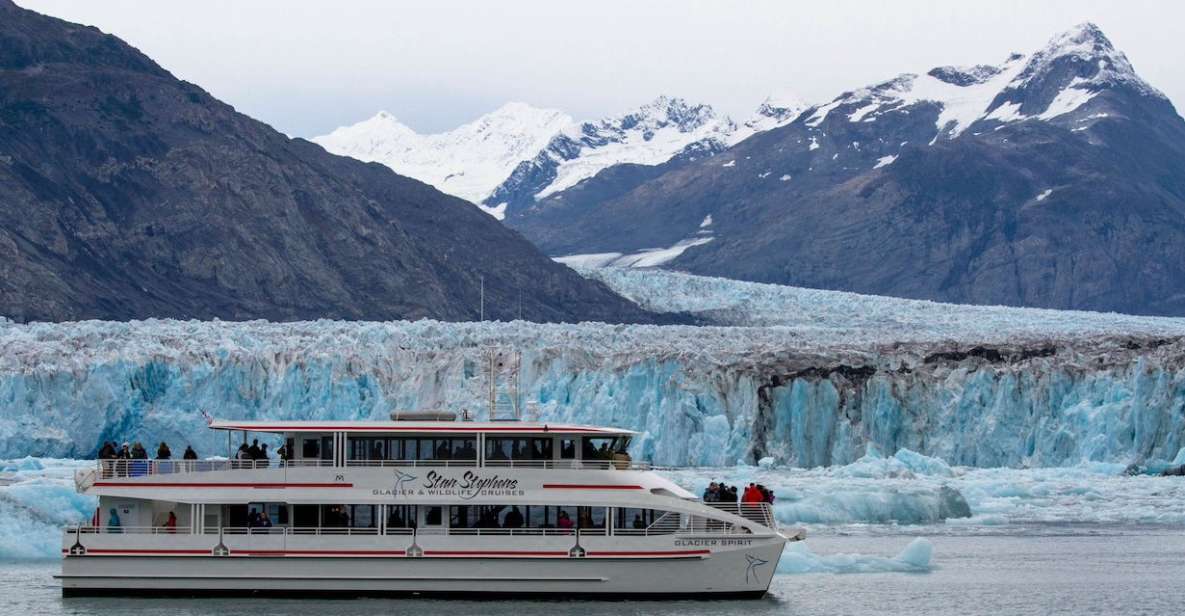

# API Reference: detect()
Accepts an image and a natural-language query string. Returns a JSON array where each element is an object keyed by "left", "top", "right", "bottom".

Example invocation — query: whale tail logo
[
  {"left": 745, "top": 553, "right": 769, "bottom": 584},
  {"left": 393, "top": 470, "right": 417, "bottom": 493}
]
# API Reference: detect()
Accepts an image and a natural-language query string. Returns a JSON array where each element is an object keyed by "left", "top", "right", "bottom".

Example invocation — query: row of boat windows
[
  {"left": 228, "top": 503, "right": 664, "bottom": 531},
  {"left": 319, "top": 436, "right": 633, "bottom": 462}
]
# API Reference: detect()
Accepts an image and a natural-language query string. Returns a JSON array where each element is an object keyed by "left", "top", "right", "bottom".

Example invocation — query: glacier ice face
[
  {"left": 1, "top": 270, "right": 1184, "bottom": 466},
  {"left": 1, "top": 267, "right": 1184, "bottom": 468}
]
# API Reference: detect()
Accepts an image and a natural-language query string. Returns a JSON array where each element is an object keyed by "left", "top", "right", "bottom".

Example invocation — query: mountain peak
[
  {"left": 1014, "top": 22, "right": 1161, "bottom": 98},
  {"left": 629, "top": 95, "right": 719, "bottom": 131}
]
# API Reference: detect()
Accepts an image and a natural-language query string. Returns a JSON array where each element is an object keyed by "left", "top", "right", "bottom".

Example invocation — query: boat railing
[
  {"left": 482, "top": 459, "right": 655, "bottom": 471},
  {"left": 92, "top": 457, "right": 660, "bottom": 478},
  {"left": 447, "top": 527, "right": 607, "bottom": 536},
  {"left": 73, "top": 525, "right": 193, "bottom": 535},
  {"left": 343, "top": 459, "right": 479, "bottom": 468},
  {"left": 702, "top": 502, "right": 776, "bottom": 529},
  {"left": 67, "top": 520, "right": 753, "bottom": 538}
]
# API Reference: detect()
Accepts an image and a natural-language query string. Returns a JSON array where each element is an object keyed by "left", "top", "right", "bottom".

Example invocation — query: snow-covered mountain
[
  {"left": 509, "top": 23, "right": 1185, "bottom": 317},
  {"left": 486, "top": 95, "right": 752, "bottom": 214},
  {"left": 312, "top": 103, "right": 573, "bottom": 218},
  {"left": 313, "top": 94, "right": 805, "bottom": 218}
]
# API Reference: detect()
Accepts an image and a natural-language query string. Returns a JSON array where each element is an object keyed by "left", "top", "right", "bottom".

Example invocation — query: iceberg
[
  {"left": 0, "top": 459, "right": 94, "bottom": 559},
  {"left": 776, "top": 538, "right": 933, "bottom": 574}
]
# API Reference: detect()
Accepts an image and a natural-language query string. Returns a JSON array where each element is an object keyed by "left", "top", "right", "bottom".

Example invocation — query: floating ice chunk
[
  {"left": 808, "top": 137, "right": 820, "bottom": 151},
  {"left": 1, "top": 457, "right": 44, "bottom": 472},
  {"left": 779, "top": 174, "right": 791, "bottom": 181},
  {"left": 722, "top": 160, "right": 736, "bottom": 168},
  {"left": 1036, "top": 189, "right": 1053, "bottom": 201},
  {"left": 758, "top": 456, "right": 776, "bottom": 469},
  {"left": 874, "top": 154, "right": 897, "bottom": 169},
  {"left": 893, "top": 448, "right": 954, "bottom": 477},
  {"left": 776, "top": 538, "right": 933, "bottom": 574}
]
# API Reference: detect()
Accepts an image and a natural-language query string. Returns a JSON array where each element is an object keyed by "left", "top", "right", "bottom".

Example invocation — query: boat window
[
  {"left": 577, "top": 506, "right": 606, "bottom": 529},
  {"left": 301, "top": 438, "right": 320, "bottom": 459},
  {"left": 293, "top": 504, "right": 318, "bottom": 528},
  {"left": 486, "top": 437, "right": 553, "bottom": 461},
  {"left": 417, "top": 439, "right": 435, "bottom": 461},
  {"left": 559, "top": 438, "right": 577, "bottom": 459},
  {"left": 321, "top": 504, "right": 351, "bottom": 527},
  {"left": 424, "top": 506, "right": 443, "bottom": 526},
  {"left": 616, "top": 507, "right": 656, "bottom": 530},
  {"left": 348, "top": 504, "right": 376, "bottom": 528},
  {"left": 451, "top": 438, "right": 477, "bottom": 460},
  {"left": 320, "top": 436, "right": 334, "bottom": 461},
  {"left": 583, "top": 436, "right": 631, "bottom": 460},
  {"left": 387, "top": 505, "right": 417, "bottom": 529}
]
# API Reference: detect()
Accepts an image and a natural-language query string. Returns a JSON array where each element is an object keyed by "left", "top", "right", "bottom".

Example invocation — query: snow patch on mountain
[
  {"left": 533, "top": 96, "right": 740, "bottom": 199},
  {"left": 798, "top": 23, "right": 1165, "bottom": 143},
  {"left": 742, "top": 92, "right": 810, "bottom": 135},
  {"left": 312, "top": 103, "right": 573, "bottom": 210}
]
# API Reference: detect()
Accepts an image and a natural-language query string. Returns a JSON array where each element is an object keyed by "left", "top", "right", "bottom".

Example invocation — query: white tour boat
[{"left": 60, "top": 413, "right": 801, "bottom": 598}]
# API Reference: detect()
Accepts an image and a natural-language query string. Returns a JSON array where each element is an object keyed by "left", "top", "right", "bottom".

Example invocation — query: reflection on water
[{"left": 6, "top": 530, "right": 1185, "bottom": 616}]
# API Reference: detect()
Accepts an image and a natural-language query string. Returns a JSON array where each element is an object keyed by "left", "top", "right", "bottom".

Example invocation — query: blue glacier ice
[
  {"left": 1, "top": 267, "right": 1184, "bottom": 467},
  {"left": 776, "top": 538, "right": 933, "bottom": 574}
]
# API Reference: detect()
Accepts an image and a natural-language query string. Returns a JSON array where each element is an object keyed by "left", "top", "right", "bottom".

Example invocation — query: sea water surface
[{"left": 4, "top": 529, "right": 1185, "bottom": 616}]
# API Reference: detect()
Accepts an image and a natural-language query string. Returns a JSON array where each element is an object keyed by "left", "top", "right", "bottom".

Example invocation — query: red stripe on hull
[
  {"left": 542, "top": 484, "right": 644, "bottom": 490},
  {"left": 218, "top": 425, "right": 610, "bottom": 433},
  {"left": 92, "top": 482, "right": 354, "bottom": 489},
  {"left": 423, "top": 550, "right": 570, "bottom": 557},
  {"left": 587, "top": 549, "right": 711, "bottom": 557}
]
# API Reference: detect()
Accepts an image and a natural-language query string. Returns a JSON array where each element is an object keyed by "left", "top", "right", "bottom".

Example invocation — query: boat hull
[{"left": 59, "top": 538, "right": 786, "bottom": 598}]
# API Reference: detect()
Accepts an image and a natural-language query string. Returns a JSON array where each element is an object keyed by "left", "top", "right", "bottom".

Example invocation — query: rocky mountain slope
[
  {"left": 0, "top": 0, "right": 656, "bottom": 324},
  {"left": 509, "top": 24, "right": 1185, "bottom": 316}
]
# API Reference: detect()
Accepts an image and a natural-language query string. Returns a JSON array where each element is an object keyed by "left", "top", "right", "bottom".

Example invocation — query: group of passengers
[
  {"left": 98, "top": 440, "right": 199, "bottom": 477},
  {"left": 246, "top": 507, "right": 274, "bottom": 530},
  {"left": 105, "top": 509, "right": 178, "bottom": 533},
  {"left": 703, "top": 481, "right": 776, "bottom": 504},
  {"left": 234, "top": 439, "right": 271, "bottom": 467},
  {"left": 98, "top": 440, "right": 199, "bottom": 461}
]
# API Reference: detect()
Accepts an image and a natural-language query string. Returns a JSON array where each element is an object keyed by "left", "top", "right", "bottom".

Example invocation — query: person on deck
[
  {"left": 502, "top": 506, "right": 524, "bottom": 529},
  {"left": 164, "top": 511, "right": 177, "bottom": 533},
  {"left": 107, "top": 508, "right": 121, "bottom": 534},
  {"left": 156, "top": 442, "right": 171, "bottom": 460},
  {"left": 247, "top": 439, "right": 262, "bottom": 460},
  {"left": 182, "top": 445, "right": 198, "bottom": 460}
]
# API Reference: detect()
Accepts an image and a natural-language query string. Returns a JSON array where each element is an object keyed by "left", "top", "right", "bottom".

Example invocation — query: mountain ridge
[
  {"left": 0, "top": 0, "right": 660, "bottom": 324},
  {"left": 507, "top": 22, "right": 1185, "bottom": 316}
]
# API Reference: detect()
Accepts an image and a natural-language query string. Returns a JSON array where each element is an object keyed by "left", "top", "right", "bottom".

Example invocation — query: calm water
[{"left": 4, "top": 529, "right": 1184, "bottom": 616}]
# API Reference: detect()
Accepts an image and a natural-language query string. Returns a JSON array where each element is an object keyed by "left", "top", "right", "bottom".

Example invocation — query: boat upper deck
[
  {"left": 207, "top": 420, "right": 637, "bottom": 436},
  {"left": 83, "top": 418, "right": 651, "bottom": 489}
]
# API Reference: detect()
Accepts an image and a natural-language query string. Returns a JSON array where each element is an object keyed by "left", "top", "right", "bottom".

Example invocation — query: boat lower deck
[{"left": 59, "top": 537, "right": 786, "bottom": 598}]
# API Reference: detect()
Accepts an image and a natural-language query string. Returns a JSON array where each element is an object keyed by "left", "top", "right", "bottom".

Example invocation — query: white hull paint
[{"left": 60, "top": 539, "right": 786, "bottom": 597}]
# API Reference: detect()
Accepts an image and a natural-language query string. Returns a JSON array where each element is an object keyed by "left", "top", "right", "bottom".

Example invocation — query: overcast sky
[{"left": 19, "top": 0, "right": 1185, "bottom": 137}]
